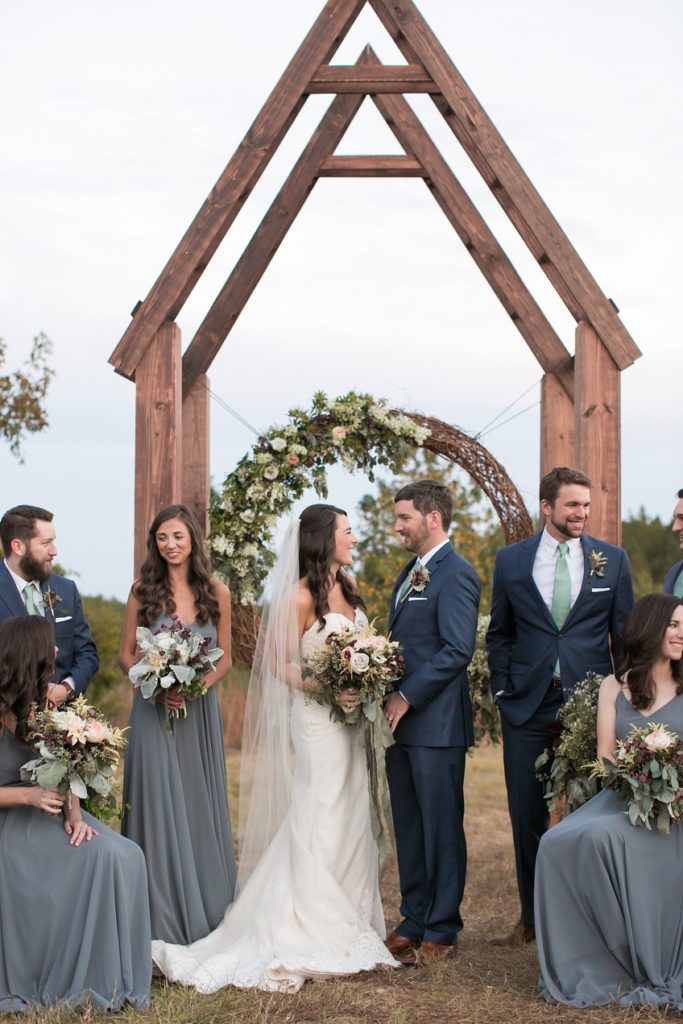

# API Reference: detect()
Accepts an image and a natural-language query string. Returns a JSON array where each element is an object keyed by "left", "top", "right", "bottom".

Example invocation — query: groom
[{"left": 384, "top": 480, "right": 480, "bottom": 964}]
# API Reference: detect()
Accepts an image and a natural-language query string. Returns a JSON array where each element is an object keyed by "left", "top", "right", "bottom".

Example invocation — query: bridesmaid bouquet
[
  {"left": 588, "top": 721, "right": 683, "bottom": 834},
  {"left": 20, "top": 696, "right": 126, "bottom": 821},
  {"left": 305, "top": 622, "right": 404, "bottom": 726},
  {"left": 129, "top": 620, "right": 223, "bottom": 719}
]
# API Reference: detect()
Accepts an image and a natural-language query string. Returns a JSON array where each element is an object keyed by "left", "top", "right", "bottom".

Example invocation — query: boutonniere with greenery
[
  {"left": 401, "top": 564, "right": 431, "bottom": 601},
  {"left": 588, "top": 550, "right": 608, "bottom": 580},
  {"left": 43, "top": 587, "right": 63, "bottom": 615}
]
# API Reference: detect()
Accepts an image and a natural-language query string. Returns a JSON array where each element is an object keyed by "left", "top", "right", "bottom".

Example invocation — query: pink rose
[
  {"left": 287, "top": 454, "right": 300, "bottom": 466},
  {"left": 85, "top": 720, "right": 111, "bottom": 744},
  {"left": 331, "top": 426, "right": 347, "bottom": 440},
  {"left": 341, "top": 646, "right": 354, "bottom": 661},
  {"left": 643, "top": 728, "right": 674, "bottom": 752}
]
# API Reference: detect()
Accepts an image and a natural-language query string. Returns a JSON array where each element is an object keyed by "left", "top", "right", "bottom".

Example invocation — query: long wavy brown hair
[
  {"left": 0, "top": 617, "right": 53, "bottom": 741},
  {"left": 299, "top": 504, "right": 365, "bottom": 630},
  {"left": 134, "top": 504, "right": 220, "bottom": 627},
  {"left": 617, "top": 593, "right": 683, "bottom": 709}
]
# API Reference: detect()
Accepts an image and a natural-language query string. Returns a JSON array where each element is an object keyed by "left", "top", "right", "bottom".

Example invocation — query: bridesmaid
[
  {"left": 0, "top": 616, "right": 151, "bottom": 1013},
  {"left": 536, "top": 593, "right": 683, "bottom": 1009},
  {"left": 119, "top": 503, "right": 237, "bottom": 943}
]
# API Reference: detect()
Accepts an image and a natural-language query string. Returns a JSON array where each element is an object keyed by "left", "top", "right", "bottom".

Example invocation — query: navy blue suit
[
  {"left": 387, "top": 543, "right": 480, "bottom": 944},
  {"left": 487, "top": 531, "right": 634, "bottom": 925},
  {"left": 0, "top": 562, "right": 98, "bottom": 694},
  {"left": 664, "top": 561, "right": 683, "bottom": 594}
]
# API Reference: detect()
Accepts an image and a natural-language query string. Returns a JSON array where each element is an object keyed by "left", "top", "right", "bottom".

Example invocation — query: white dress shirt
[{"left": 532, "top": 529, "right": 584, "bottom": 612}]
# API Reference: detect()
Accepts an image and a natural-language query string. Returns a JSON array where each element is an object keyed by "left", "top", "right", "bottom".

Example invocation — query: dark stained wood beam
[
  {"left": 370, "top": 0, "right": 641, "bottom": 371},
  {"left": 366, "top": 50, "right": 575, "bottom": 399},
  {"left": 181, "top": 57, "right": 370, "bottom": 393},
  {"left": 307, "top": 62, "right": 438, "bottom": 92},
  {"left": 319, "top": 155, "right": 424, "bottom": 176},
  {"left": 109, "top": 0, "right": 366, "bottom": 381}
]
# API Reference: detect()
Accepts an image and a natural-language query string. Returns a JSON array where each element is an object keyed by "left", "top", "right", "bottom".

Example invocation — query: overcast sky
[{"left": 2, "top": 0, "right": 681, "bottom": 599}]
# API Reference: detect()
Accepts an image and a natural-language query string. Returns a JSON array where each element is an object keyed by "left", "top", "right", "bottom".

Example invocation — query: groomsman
[
  {"left": 383, "top": 480, "right": 480, "bottom": 964},
  {"left": 0, "top": 504, "right": 98, "bottom": 704},
  {"left": 663, "top": 488, "right": 683, "bottom": 595},
  {"left": 487, "top": 467, "right": 633, "bottom": 945}
]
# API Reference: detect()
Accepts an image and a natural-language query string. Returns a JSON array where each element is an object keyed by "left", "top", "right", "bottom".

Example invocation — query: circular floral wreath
[{"left": 209, "top": 391, "right": 429, "bottom": 606}]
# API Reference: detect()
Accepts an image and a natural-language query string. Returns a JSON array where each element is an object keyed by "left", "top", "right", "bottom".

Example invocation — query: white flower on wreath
[
  {"left": 240, "top": 510, "right": 256, "bottom": 524},
  {"left": 263, "top": 465, "right": 279, "bottom": 481},
  {"left": 270, "top": 437, "right": 287, "bottom": 452}
]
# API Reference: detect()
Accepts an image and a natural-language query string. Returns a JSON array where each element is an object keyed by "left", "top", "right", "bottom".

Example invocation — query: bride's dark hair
[
  {"left": 134, "top": 504, "right": 220, "bottom": 627},
  {"left": 0, "top": 617, "right": 53, "bottom": 741},
  {"left": 298, "top": 504, "right": 365, "bottom": 630},
  {"left": 616, "top": 593, "right": 683, "bottom": 709}
]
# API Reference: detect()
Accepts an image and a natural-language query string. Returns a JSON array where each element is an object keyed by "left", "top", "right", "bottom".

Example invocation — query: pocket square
[
  {"left": 590, "top": 587, "right": 611, "bottom": 593},
  {"left": 408, "top": 596, "right": 428, "bottom": 602},
  {"left": 55, "top": 615, "right": 73, "bottom": 622}
]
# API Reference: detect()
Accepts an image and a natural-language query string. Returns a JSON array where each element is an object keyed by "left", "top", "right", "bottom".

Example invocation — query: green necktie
[
  {"left": 398, "top": 558, "right": 422, "bottom": 604},
  {"left": 551, "top": 543, "right": 571, "bottom": 628},
  {"left": 674, "top": 571, "right": 683, "bottom": 599},
  {"left": 24, "top": 583, "right": 41, "bottom": 616}
]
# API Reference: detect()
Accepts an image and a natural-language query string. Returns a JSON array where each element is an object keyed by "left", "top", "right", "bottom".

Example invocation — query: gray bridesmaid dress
[
  {"left": 536, "top": 689, "right": 683, "bottom": 1009},
  {"left": 0, "top": 725, "right": 151, "bottom": 1014},
  {"left": 121, "top": 615, "right": 237, "bottom": 943}
]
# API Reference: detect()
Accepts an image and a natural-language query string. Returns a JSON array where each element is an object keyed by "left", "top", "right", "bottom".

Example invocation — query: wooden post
[
  {"left": 574, "top": 321, "right": 621, "bottom": 544},
  {"left": 182, "top": 374, "right": 210, "bottom": 536},
  {"left": 540, "top": 370, "right": 575, "bottom": 478},
  {"left": 134, "top": 323, "right": 182, "bottom": 572}
]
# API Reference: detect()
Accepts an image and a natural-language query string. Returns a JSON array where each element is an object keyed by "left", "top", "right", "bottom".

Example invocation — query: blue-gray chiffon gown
[
  {"left": 536, "top": 689, "right": 683, "bottom": 1009},
  {"left": 121, "top": 615, "right": 237, "bottom": 943},
  {"left": 0, "top": 724, "right": 151, "bottom": 1014}
]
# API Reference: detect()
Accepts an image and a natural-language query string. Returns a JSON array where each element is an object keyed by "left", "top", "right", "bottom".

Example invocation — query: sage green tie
[
  {"left": 674, "top": 571, "right": 683, "bottom": 599},
  {"left": 24, "top": 582, "right": 41, "bottom": 615},
  {"left": 398, "top": 558, "right": 422, "bottom": 604},
  {"left": 551, "top": 543, "right": 571, "bottom": 676}
]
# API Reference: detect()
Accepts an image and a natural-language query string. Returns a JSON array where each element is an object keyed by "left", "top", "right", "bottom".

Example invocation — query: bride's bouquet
[
  {"left": 20, "top": 696, "right": 126, "bottom": 822},
  {"left": 129, "top": 621, "right": 223, "bottom": 720},
  {"left": 305, "top": 621, "right": 404, "bottom": 726},
  {"left": 588, "top": 721, "right": 683, "bottom": 834}
]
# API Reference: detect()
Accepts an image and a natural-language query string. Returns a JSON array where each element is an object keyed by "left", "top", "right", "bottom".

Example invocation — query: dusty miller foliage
[{"left": 0, "top": 333, "right": 54, "bottom": 460}]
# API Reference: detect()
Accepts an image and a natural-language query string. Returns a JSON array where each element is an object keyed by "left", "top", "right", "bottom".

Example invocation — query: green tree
[
  {"left": 0, "top": 333, "right": 54, "bottom": 460},
  {"left": 622, "top": 507, "right": 680, "bottom": 597},
  {"left": 354, "top": 451, "right": 502, "bottom": 621},
  {"left": 82, "top": 595, "right": 127, "bottom": 718}
]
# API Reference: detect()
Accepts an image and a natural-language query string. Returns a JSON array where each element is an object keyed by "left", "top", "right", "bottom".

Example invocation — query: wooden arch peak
[{"left": 110, "top": 0, "right": 641, "bottom": 566}]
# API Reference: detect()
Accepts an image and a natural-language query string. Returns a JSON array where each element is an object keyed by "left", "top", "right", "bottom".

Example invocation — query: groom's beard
[
  {"left": 399, "top": 518, "right": 431, "bottom": 555},
  {"left": 19, "top": 550, "right": 52, "bottom": 582}
]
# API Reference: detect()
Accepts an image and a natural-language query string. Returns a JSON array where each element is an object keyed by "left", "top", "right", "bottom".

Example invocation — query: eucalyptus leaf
[
  {"left": 69, "top": 773, "right": 88, "bottom": 799},
  {"left": 36, "top": 761, "right": 68, "bottom": 788}
]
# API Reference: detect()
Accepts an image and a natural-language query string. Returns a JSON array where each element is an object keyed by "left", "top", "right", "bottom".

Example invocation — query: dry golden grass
[{"left": 14, "top": 744, "right": 676, "bottom": 1023}]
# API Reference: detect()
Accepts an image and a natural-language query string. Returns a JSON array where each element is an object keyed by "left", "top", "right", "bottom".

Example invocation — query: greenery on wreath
[
  {"left": 535, "top": 671, "right": 603, "bottom": 818},
  {"left": 209, "top": 391, "right": 429, "bottom": 605}
]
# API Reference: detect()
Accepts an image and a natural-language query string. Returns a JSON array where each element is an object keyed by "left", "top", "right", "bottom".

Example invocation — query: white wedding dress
[{"left": 152, "top": 611, "right": 397, "bottom": 993}]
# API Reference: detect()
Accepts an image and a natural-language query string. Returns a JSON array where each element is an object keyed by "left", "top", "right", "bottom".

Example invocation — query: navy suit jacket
[
  {"left": 664, "top": 561, "right": 683, "bottom": 594},
  {"left": 0, "top": 562, "right": 98, "bottom": 694},
  {"left": 388, "top": 543, "right": 481, "bottom": 748},
  {"left": 487, "top": 532, "right": 634, "bottom": 727}
]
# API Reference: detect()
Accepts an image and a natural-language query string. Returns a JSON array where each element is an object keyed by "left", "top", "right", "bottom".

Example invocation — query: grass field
[{"left": 14, "top": 740, "right": 675, "bottom": 1024}]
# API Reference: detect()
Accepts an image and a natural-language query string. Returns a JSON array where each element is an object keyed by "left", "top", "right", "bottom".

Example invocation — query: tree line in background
[{"left": 82, "top": 454, "right": 680, "bottom": 712}]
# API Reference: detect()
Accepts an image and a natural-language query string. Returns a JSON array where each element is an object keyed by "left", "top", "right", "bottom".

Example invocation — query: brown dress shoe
[
  {"left": 402, "top": 940, "right": 457, "bottom": 965},
  {"left": 384, "top": 930, "right": 421, "bottom": 957},
  {"left": 488, "top": 922, "right": 535, "bottom": 947}
]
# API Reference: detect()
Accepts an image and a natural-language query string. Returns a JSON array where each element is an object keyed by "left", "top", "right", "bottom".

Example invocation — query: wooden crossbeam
[
  {"left": 365, "top": 50, "right": 575, "bottom": 398},
  {"left": 319, "top": 155, "right": 424, "bottom": 176},
  {"left": 181, "top": 57, "right": 370, "bottom": 393},
  {"left": 109, "top": 0, "right": 366, "bottom": 380},
  {"left": 307, "top": 63, "right": 437, "bottom": 92},
  {"left": 370, "top": 0, "right": 641, "bottom": 370}
]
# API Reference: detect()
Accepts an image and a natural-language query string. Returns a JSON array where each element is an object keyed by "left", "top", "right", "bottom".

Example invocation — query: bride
[{"left": 152, "top": 503, "right": 397, "bottom": 992}]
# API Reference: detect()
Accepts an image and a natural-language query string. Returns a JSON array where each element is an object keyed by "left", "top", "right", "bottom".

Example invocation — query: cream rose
[
  {"left": 350, "top": 652, "right": 370, "bottom": 673},
  {"left": 643, "top": 728, "right": 674, "bottom": 752}
]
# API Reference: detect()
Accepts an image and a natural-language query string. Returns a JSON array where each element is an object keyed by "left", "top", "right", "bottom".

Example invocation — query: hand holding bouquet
[
  {"left": 306, "top": 622, "right": 404, "bottom": 726},
  {"left": 20, "top": 696, "right": 126, "bottom": 821},
  {"left": 588, "top": 721, "right": 683, "bottom": 833},
  {"left": 129, "top": 620, "right": 223, "bottom": 720}
]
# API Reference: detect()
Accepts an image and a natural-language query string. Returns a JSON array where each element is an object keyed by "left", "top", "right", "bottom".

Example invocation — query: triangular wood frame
[{"left": 110, "top": 0, "right": 640, "bottom": 566}]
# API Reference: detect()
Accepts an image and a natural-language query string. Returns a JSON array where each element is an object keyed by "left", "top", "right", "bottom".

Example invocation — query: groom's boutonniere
[
  {"left": 401, "top": 564, "right": 431, "bottom": 602},
  {"left": 43, "top": 587, "right": 63, "bottom": 615},
  {"left": 588, "top": 550, "right": 608, "bottom": 580}
]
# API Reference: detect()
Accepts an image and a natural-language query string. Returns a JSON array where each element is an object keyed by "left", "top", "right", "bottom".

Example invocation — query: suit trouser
[
  {"left": 500, "top": 683, "right": 563, "bottom": 927},
  {"left": 386, "top": 742, "right": 467, "bottom": 945}
]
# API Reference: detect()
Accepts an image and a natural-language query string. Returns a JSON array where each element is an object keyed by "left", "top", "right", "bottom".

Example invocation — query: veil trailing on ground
[{"left": 236, "top": 517, "right": 301, "bottom": 889}]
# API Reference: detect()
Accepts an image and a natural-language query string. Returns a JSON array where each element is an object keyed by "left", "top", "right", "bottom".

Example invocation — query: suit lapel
[
  {"left": 518, "top": 534, "right": 556, "bottom": 627},
  {"left": 0, "top": 562, "right": 28, "bottom": 618},
  {"left": 389, "top": 558, "right": 417, "bottom": 629}
]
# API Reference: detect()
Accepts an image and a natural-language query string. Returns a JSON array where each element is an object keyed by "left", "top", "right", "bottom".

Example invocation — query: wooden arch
[{"left": 109, "top": 0, "right": 641, "bottom": 568}]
